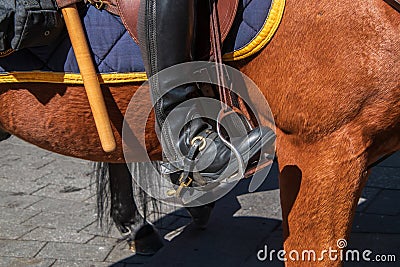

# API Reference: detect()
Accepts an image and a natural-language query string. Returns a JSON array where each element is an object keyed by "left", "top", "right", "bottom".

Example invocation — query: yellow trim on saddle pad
[
  {"left": 223, "top": 0, "right": 285, "bottom": 61},
  {"left": 0, "top": 71, "right": 148, "bottom": 84}
]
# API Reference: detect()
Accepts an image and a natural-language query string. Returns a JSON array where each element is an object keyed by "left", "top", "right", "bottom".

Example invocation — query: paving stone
[
  {"left": 242, "top": 236, "right": 284, "bottom": 267},
  {"left": 88, "top": 236, "right": 119, "bottom": 246},
  {"left": 34, "top": 161, "right": 95, "bottom": 189},
  {"left": 234, "top": 189, "right": 282, "bottom": 220},
  {"left": 0, "top": 137, "right": 398, "bottom": 266},
  {"left": 348, "top": 233, "right": 400, "bottom": 254},
  {"left": 32, "top": 184, "right": 94, "bottom": 202},
  {"left": 148, "top": 193, "right": 281, "bottom": 267},
  {"left": 363, "top": 189, "right": 400, "bottom": 216},
  {"left": 367, "top": 167, "right": 400, "bottom": 190},
  {"left": 352, "top": 213, "right": 400, "bottom": 234},
  {"left": 26, "top": 198, "right": 95, "bottom": 215},
  {"left": 0, "top": 240, "right": 46, "bottom": 258},
  {"left": 147, "top": 201, "right": 189, "bottom": 219},
  {"left": 166, "top": 207, "right": 191, "bottom": 218},
  {"left": 22, "top": 211, "right": 96, "bottom": 231},
  {"left": 36, "top": 242, "right": 113, "bottom": 262},
  {"left": 81, "top": 222, "right": 122, "bottom": 239},
  {"left": 0, "top": 165, "right": 52, "bottom": 182},
  {"left": 52, "top": 259, "right": 120, "bottom": 267},
  {"left": 0, "top": 150, "right": 51, "bottom": 170},
  {"left": 104, "top": 243, "right": 134, "bottom": 263},
  {"left": 0, "top": 206, "right": 40, "bottom": 224},
  {"left": 0, "top": 190, "right": 42, "bottom": 209},
  {"left": 145, "top": 204, "right": 190, "bottom": 228},
  {"left": 0, "top": 137, "right": 94, "bottom": 188},
  {"left": 83, "top": 194, "right": 98, "bottom": 204},
  {"left": 0, "top": 257, "right": 55, "bottom": 267},
  {"left": 344, "top": 233, "right": 400, "bottom": 267},
  {"left": 2, "top": 136, "right": 36, "bottom": 147},
  {"left": 376, "top": 152, "right": 400, "bottom": 168},
  {"left": 344, "top": 259, "right": 398, "bottom": 267},
  {"left": 105, "top": 243, "right": 151, "bottom": 264},
  {"left": 356, "top": 187, "right": 381, "bottom": 212},
  {"left": 0, "top": 221, "right": 36, "bottom": 239},
  {"left": 0, "top": 177, "right": 48, "bottom": 195},
  {"left": 21, "top": 227, "right": 95, "bottom": 244},
  {"left": 0, "top": 137, "right": 19, "bottom": 152},
  {"left": 0, "top": 140, "right": 54, "bottom": 181},
  {"left": 154, "top": 213, "right": 191, "bottom": 231}
]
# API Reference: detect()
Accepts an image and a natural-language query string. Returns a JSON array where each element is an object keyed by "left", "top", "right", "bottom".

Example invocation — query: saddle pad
[{"left": 0, "top": 0, "right": 284, "bottom": 84}]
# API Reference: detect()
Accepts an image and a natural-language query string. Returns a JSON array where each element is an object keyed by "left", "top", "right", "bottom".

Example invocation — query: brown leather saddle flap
[{"left": 115, "top": 0, "right": 238, "bottom": 53}]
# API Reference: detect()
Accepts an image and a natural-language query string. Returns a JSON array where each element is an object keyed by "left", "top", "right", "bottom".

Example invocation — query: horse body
[
  {"left": 0, "top": 0, "right": 399, "bottom": 265},
  {"left": 239, "top": 1, "right": 399, "bottom": 265},
  {"left": 242, "top": 0, "right": 400, "bottom": 163}
]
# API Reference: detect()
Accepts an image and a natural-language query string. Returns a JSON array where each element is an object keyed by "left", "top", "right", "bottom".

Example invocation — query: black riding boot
[{"left": 137, "top": 0, "right": 274, "bottom": 189}]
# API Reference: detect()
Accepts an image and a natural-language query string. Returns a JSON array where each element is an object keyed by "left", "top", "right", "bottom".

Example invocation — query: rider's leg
[{"left": 137, "top": 0, "right": 274, "bottom": 183}]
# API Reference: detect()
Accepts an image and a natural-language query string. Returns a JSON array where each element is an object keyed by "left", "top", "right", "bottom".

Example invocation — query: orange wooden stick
[{"left": 62, "top": 4, "right": 116, "bottom": 153}]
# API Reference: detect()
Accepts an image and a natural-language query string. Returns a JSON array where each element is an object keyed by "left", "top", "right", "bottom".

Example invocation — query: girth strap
[
  {"left": 209, "top": 0, "right": 274, "bottom": 178},
  {"left": 384, "top": 0, "right": 400, "bottom": 12}
]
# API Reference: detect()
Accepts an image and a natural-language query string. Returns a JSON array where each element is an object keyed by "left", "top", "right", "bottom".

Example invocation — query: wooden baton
[{"left": 61, "top": 4, "right": 116, "bottom": 153}]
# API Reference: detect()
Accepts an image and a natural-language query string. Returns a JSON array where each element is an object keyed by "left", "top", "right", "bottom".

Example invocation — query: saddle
[
  {"left": 56, "top": 0, "right": 269, "bottom": 176},
  {"left": 93, "top": 0, "right": 237, "bottom": 45},
  {"left": 57, "top": 0, "right": 239, "bottom": 57}
]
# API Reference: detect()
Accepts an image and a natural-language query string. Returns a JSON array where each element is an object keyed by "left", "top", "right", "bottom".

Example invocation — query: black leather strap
[{"left": 384, "top": 0, "right": 400, "bottom": 12}]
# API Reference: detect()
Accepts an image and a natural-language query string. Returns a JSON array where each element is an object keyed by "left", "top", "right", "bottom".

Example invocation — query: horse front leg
[
  {"left": 108, "top": 163, "right": 163, "bottom": 255},
  {"left": 277, "top": 129, "right": 369, "bottom": 267}
]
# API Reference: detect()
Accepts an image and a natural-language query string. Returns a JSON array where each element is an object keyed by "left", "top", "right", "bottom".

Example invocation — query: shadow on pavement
[{"left": 111, "top": 153, "right": 400, "bottom": 267}]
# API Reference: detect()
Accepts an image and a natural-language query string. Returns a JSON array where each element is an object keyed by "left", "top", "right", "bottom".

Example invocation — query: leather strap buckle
[
  {"left": 88, "top": 0, "right": 105, "bottom": 10},
  {"left": 176, "top": 173, "right": 193, "bottom": 197},
  {"left": 178, "top": 173, "right": 193, "bottom": 187},
  {"left": 190, "top": 136, "right": 207, "bottom": 151}
]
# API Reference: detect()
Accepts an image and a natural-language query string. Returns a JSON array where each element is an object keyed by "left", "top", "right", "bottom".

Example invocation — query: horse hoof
[
  {"left": 129, "top": 225, "right": 163, "bottom": 255},
  {"left": 186, "top": 202, "right": 215, "bottom": 229}
]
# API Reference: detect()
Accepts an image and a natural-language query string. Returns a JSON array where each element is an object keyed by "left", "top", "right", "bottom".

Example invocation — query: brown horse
[{"left": 0, "top": 0, "right": 399, "bottom": 266}]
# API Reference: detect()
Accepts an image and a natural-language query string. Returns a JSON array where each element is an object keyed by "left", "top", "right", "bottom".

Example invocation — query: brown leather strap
[
  {"left": 217, "top": 0, "right": 238, "bottom": 43},
  {"left": 210, "top": 0, "right": 231, "bottom": 108},
  {"left": 113, "top": 0, "right": 237, "bottom": 46},
  {"left": 209, "top": 0, "right": 253, "bottom": 126},
  {"left": 116, "top": 0, "right": 140, "bottom": 43},
  {"left": 210, "top": 0, "right": 262, "bottom": 178},
  {"left": 56, "top": 0, "right": 82, "bottom": 8}
]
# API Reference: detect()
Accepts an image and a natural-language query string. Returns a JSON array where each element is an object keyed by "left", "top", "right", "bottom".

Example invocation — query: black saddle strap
[{"left": 384, "top": 0, "right": 400, "bottom": 12}]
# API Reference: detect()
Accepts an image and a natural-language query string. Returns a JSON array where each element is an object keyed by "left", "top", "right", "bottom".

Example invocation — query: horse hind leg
[
  {"left": 186, "top": 203, "right": 215, "bottom": 229},
  {"left": 105, "top": 163, "right": 164, "bottom": 255},
  {"left": 277, "top": 129, "right": 370, "bottom": 267}
]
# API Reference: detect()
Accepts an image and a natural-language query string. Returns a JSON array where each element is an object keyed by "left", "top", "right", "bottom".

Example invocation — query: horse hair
[
  {"left": 93, "top": 161, "right": 163, "bottom": 233},
  {"left": 94, "top": 162, "right": 111, "bottom": 230}
]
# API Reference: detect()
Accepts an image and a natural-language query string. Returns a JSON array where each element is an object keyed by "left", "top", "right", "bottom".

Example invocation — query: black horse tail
[
  {"left": 94, "top": 162, "right": 110, "bottom": 229},
  {"left": 93, "top": 161, "right": 163, "bottom": 232}
]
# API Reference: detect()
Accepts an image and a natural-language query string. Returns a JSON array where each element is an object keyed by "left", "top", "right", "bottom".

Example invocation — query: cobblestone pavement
[{"left": 0, "top": 136, "right": 399, "bottom": 266}]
